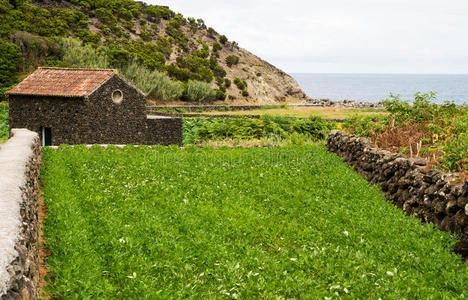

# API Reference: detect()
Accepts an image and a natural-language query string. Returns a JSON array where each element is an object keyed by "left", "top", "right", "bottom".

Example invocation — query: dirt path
[{"left": 38, "top": 189, "right": 51, "bottom": 300}]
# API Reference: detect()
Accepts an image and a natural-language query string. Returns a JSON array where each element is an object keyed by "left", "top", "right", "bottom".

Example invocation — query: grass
[
  {"left": 41, "top": 145, "right": 467, "bottom": 299},
  {"left": 0, "top": 102, "right": 8, "bottom": 143},
  {"left": 193, "top": 106, "right": 387, "bottom": 120}
]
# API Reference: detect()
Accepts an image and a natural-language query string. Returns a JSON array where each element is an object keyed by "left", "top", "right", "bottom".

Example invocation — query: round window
[{"left": 112, "top": 90, "right": 123, "bottom": 104}]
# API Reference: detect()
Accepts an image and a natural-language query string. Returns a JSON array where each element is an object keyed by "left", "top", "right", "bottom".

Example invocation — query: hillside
[{"left": 0, "top": 0, "right": 307, "bottom": 103}]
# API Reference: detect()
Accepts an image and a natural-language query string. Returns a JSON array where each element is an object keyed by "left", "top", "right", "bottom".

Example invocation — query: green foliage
[
  {"left": 185, "top": 80, "right": 216, "bottom": 103},
  {"left": 165, "top": 14, "right": 189, "bottom": 51},
  {"left": 41, "top": 145, "right": 468, "bottom": 298},
  {"left": 0, "top": 40, "right": 22, "bottom": 91},
  {"left": 342, "top": 115, "right": 389, "bottom": 138},
  {"left": 226, "top": 55, "right": 239, "bottom": 67},
  {"left": 219, "top": 34, "right": 227, "bottom": 44},
  {"left": 55, "top": 37, "right": 109, "bottom": 68},
  {"left": 184, "top": 115, "right": 334, "bottom": 143},
  {"left": 168, "top": 47, "right": 215, "bottom": 83},
  {"left": 206, "top": 27, "right": 217, "bottom": 38},
  {"left": 128, "top": 39, "right": 165, "bottom": 71},
  {"left": 241, "top": 90, "right": 249, "bottom": 97},
  {"left": 212, "top": 42, "right": 222, "bottom": 52},
  {"left": 215, "top": 76, "right": 224, "bottom": 86},
  {"left": 214, "top": 88, "right": 226, "bottom": 100},
  {"left": 228, "top": 95, "right": 236, "bottom": 100},
  {"left": 224, "top": 78, "right": 231, "bottom": 88},
  {"left": 234, "top": 77, "right": 248, "bottom": 91},
  {"left": 440, "top": 133, "right": 468, "bottom": 172},
  {"left": 0, "top": 102, "right": 8, "bottom": 142},
  {"left": 344, "top": 92, "right": 468, "bottom": 171},
  {"left": 143, "top": 5, "right": 175, "bottom": 22},
  {"left": 120, "top": 60, "right": 182, "bottom": 100}
]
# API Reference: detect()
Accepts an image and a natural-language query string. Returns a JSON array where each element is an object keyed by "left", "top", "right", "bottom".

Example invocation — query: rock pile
[
  {"left": 327, "top": 130, "right": 468, "bottom": 260},
  {"left": 304, "top": 98, "right": 384, "bottom": 108}
]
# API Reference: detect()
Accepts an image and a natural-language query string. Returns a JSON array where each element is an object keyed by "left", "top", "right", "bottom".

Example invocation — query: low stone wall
[
  {"left": 146, "top": 116, "right": 183, "bottom": 146},
  {"left": 326, "top": 130, "right": 468, "bottom": 259},
  {"left": 0, "top": 129, "right": 41, "bottom": 299},
  {"left": 146, "top": 105, "right": 263, "bottom": 113},
  {"left": 148, "top": 112, "right": 262, "bottom": 119}
]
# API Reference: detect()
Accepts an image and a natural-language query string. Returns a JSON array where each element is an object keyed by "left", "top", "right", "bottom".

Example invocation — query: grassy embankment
[
  {"left": 41, "top": 145, "right": 468, "bottom": 299},
  {"left": 0, "top": 102, "right": 8, "bottom": 143}
]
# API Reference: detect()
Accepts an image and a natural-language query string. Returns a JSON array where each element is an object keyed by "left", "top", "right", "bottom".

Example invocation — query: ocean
[{"left": 291, "top": 73, "right": 468, "bottom": 105}]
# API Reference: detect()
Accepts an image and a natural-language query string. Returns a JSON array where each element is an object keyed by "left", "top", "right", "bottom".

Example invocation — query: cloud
[{"left": 144, "top": 0, "right": 468, "bottom": 73}]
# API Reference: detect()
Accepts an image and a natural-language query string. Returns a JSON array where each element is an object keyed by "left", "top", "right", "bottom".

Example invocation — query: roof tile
[{"left": 6, "top": 67, "right": 116, "bottom": 97}]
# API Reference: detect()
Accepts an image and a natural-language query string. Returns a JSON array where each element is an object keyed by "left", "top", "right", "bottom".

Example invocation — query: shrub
[
  {"left": 212, "top": 42, "right": 222, "bottom": 52},
  {"left": 228, "top": 95, "right": 236, "bottom": 100},
  {"left": 207, "top": 27, "right": 216, "bottom": 37},
  {"left": 0, "top": 40, "right": 22, "bottom": 89},
  {"left": 55, "top": 37, "right": 109, "bottom": 69},
  {"left": 224, "top": 78, "right": 231, "bottom": 88},
  {"left": 215, "top": 89, "right": 226, "bottom": 100},
  {"left": 241, "top": 90, "right": 249, "bottom": 97},
  {"left": 185, "top": 80, "right": 216, "bottom": 104},
  {"left": 120, "top": 60, "right": 182, "bottom": 100},
  {"left": 215, "top": 77, "right": 224, "bottom": 86},
  {"left": 234, "top": 78, "right": 247, "bottom": 90},
  {"left": 226, "top": 55, "right": 239, "bottom": 67},
  {"left": 184, "top": 115, "right": 334, "bottom": 143},
  {"left": 219, "top": 35, "right": 227, "bottom": 44}
]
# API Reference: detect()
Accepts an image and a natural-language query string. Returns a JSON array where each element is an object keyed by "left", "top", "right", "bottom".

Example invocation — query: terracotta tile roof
[{"left": 6, "top": 67, "right": 116, "bottom": 97}]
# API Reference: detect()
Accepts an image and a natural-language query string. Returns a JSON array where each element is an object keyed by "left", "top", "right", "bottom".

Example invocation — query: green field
[{"left": 41, "top": 145, "right": 468, "bottom": 298}]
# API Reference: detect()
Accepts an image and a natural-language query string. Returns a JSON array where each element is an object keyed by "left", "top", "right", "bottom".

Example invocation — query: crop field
[{"left": 41, "top": 145, "right": 468, "bottom": 298}]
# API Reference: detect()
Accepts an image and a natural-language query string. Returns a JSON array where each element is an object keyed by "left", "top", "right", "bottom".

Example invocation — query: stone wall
[
  {"left": 0, "top": 129, "right": 41, "bottom": 299},
  {"left": 146, "top": 105, "right": 263, "bottom": 113},
  {"left": 145, "top": 116, "right": 183, "bottom": 146},
  {"left": 326, "top": 130, "right": 468, "bottom": 259}
]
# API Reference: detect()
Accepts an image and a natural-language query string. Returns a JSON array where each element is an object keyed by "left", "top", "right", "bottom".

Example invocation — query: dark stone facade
[
  {"left": 146, "top": 116, "right": 183, "bottom": 146},
  {"left": 327, "top": 130, "right": 468, "bottom": 262},
  {"left": 9, "top": 75, "right": 182, "bottom": 146}
]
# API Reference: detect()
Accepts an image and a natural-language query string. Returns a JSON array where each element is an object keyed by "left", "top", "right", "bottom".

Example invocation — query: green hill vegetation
[{"left": 0, "top": 0, "right": 274, "bottom": 102}]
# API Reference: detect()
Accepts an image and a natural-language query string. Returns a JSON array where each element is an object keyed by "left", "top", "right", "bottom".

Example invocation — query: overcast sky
[{"left": 145, "top": 0, "right": 468, "bottom": 74}]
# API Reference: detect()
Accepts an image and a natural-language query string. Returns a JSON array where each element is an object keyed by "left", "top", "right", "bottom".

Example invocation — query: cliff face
[{"left": 8, "top": 0, "right": 308, "bottom": 103}]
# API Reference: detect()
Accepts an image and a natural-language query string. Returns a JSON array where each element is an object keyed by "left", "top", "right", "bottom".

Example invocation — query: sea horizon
[{"left": 290, "top": 73, "right": 468, "bottom": 104}]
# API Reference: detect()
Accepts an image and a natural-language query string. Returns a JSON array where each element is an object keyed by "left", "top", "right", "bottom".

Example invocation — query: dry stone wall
[
  {"left": 0, "top": 129, "right": 41, "bottom": 299},
  {"left": 327, "top": 130, "right": 468, "bottom": 259}
]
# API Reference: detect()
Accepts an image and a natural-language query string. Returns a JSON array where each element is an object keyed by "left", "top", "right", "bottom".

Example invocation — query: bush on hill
[
  {"left": 185, "top": 80, "right": 216, "bottom": 104},
  {"left": 0, "top": 40, "right": 22, "bottom": 101},
  {"left": 226, "top": 55, "right": 239, "bottom": 67}
]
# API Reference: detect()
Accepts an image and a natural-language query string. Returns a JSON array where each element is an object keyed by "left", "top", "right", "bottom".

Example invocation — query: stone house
[{"left": 6, "top": 67, "right": 182, "bottom": 146}]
